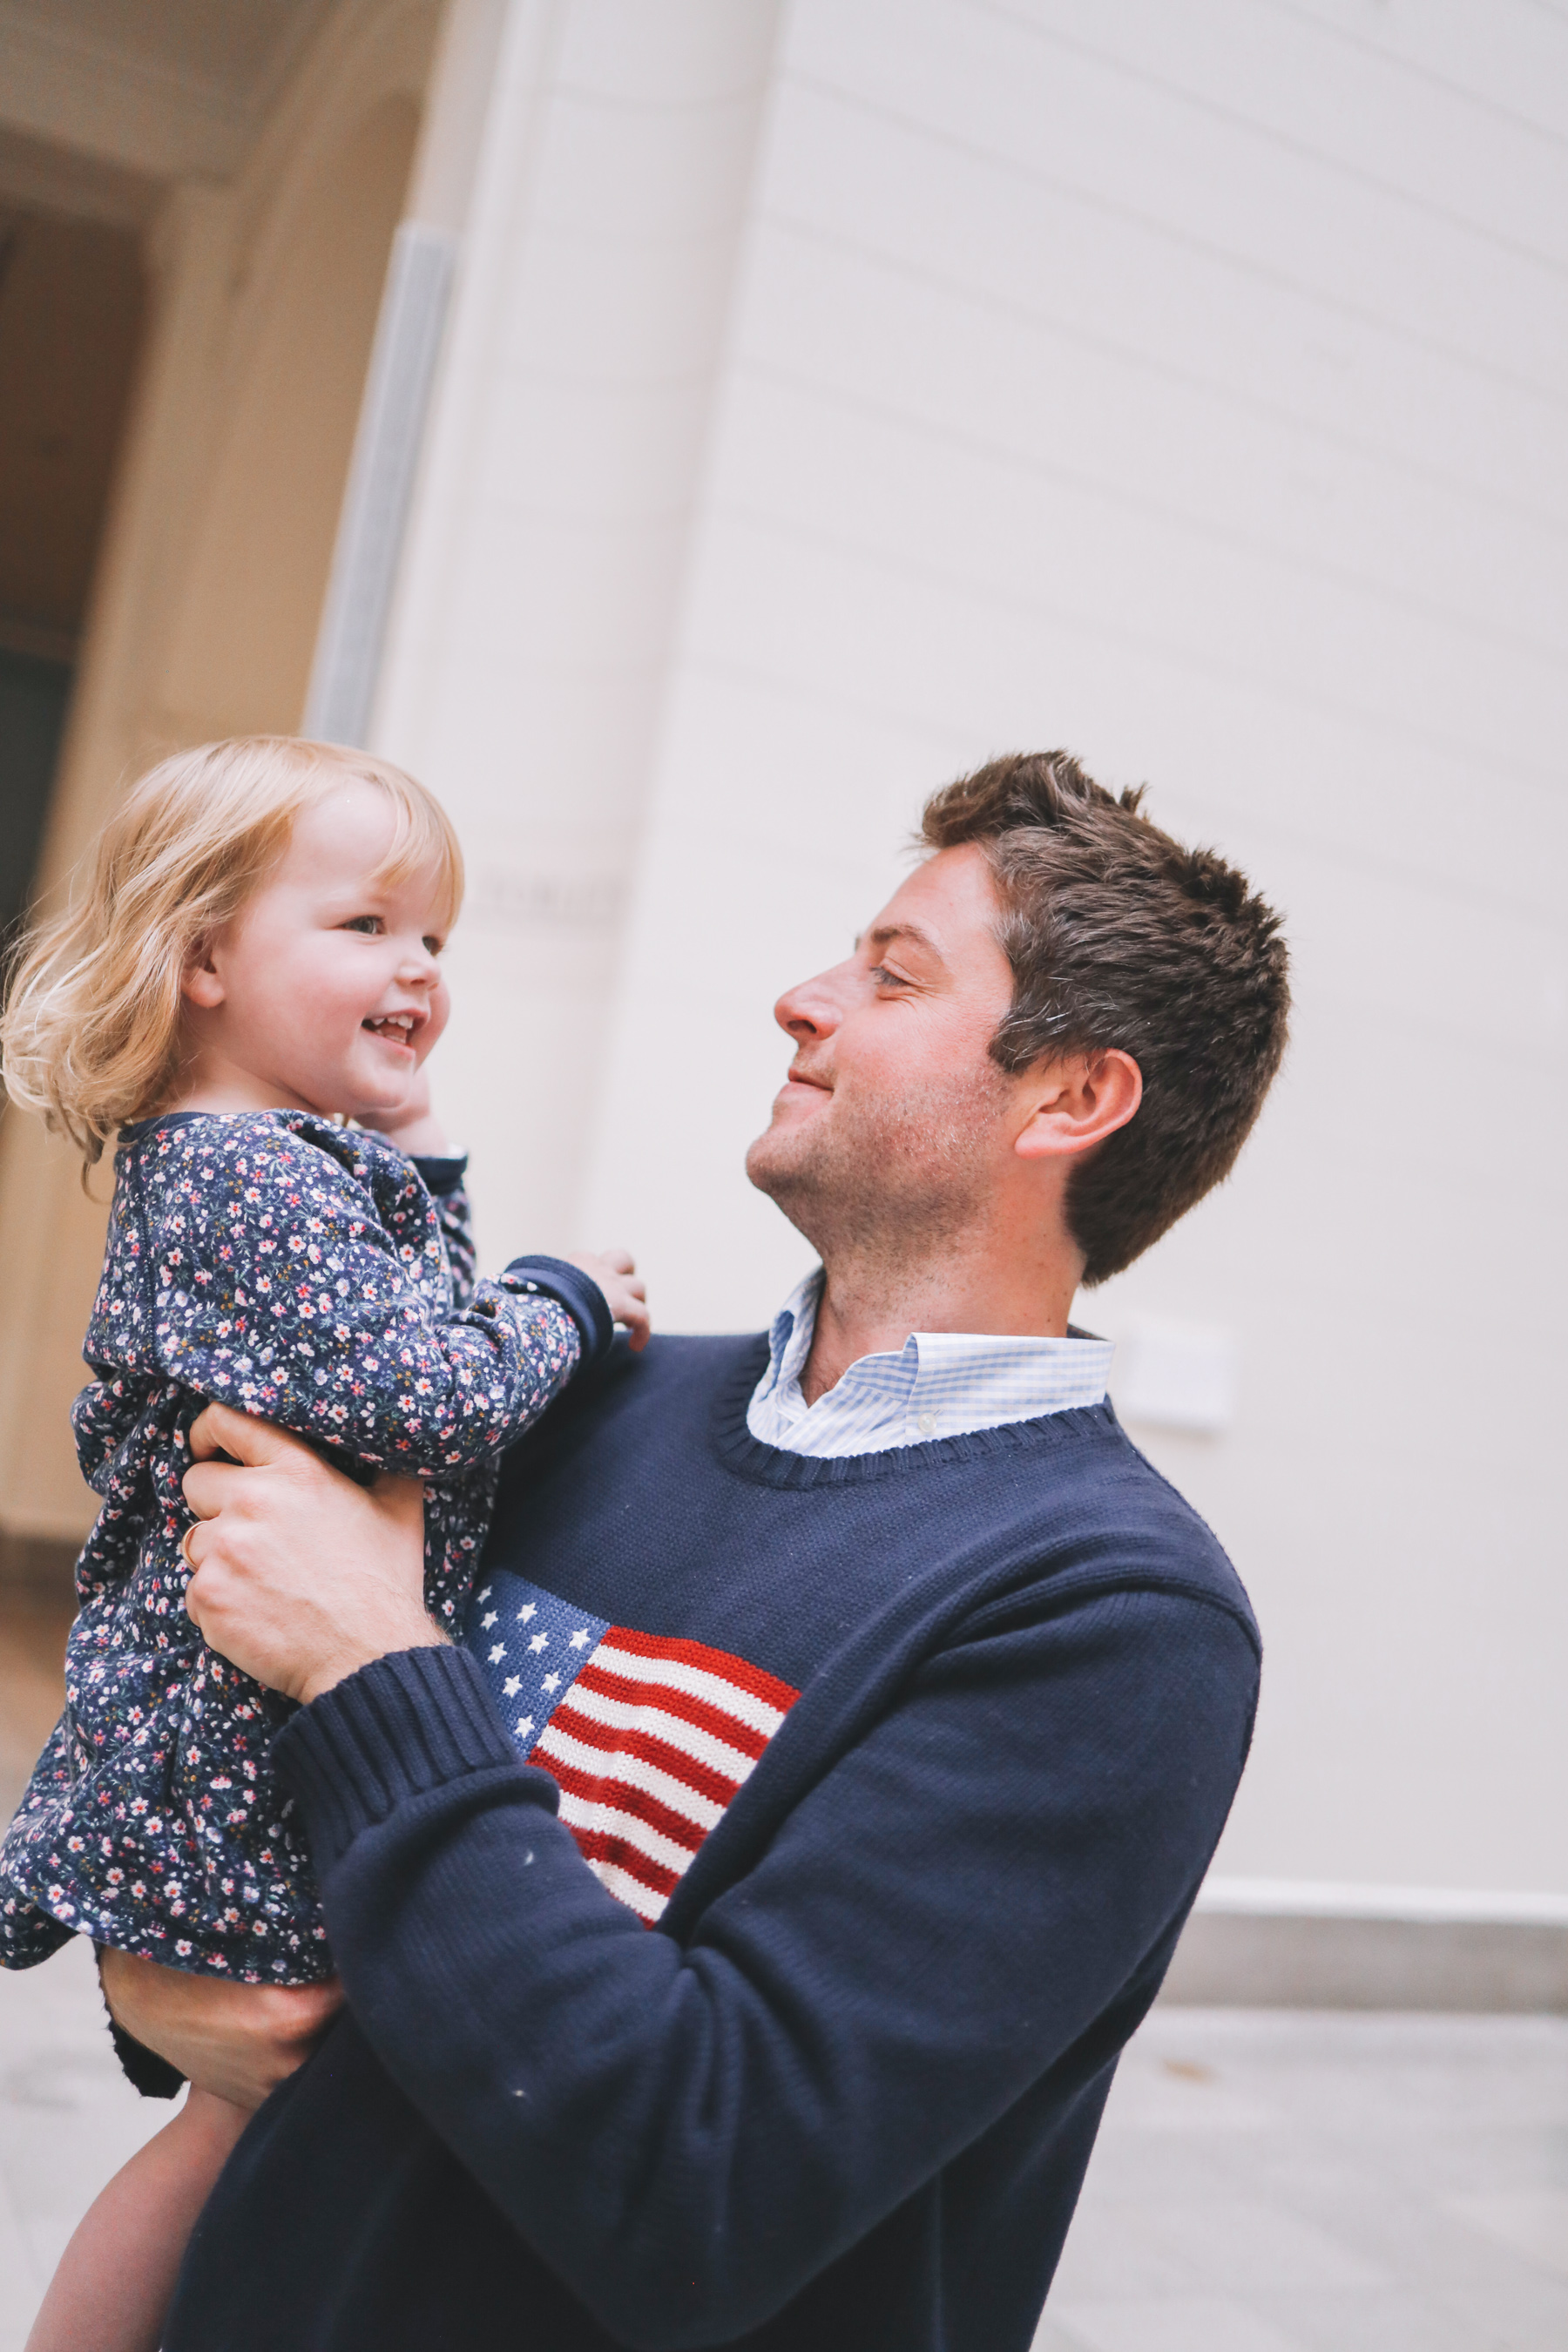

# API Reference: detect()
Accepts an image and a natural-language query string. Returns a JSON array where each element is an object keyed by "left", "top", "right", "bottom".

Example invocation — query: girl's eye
[
  {"left": 422, "top": 936, "right": 443, "bottom": 957},
  {"left": 343, "top": 916, "right": 383, "bottom": 936}
]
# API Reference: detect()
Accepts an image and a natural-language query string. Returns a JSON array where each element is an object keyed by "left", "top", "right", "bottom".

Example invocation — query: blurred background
[{"left": 0, "top": 3, "right": 1565, "bottom": 2342}]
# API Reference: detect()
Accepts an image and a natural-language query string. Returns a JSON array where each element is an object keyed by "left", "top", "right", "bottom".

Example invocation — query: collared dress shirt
[{"left": 746, "top": 1271, "right": 1115, "bottom": 1458}]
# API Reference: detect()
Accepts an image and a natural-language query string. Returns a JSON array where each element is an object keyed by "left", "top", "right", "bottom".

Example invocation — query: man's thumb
[{"left": 189, "top": 1402, "right": 300, "bottom": 1468}]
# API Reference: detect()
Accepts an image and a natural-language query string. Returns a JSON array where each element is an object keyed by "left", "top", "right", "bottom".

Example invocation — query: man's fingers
[
  {"left": 258, "top": 1977, "right": 346, "bottom": 2045},
  {"left": 189, "top": 1402, "right": 308, "bottom": 1469},
  {"left": 183, "top": 1458, "right": 247, "bottom": 1523}
]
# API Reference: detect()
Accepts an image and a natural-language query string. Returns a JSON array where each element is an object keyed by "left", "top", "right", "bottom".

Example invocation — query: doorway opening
[{"left": 0, "top": 199, "right": 145, "bottom": 950}]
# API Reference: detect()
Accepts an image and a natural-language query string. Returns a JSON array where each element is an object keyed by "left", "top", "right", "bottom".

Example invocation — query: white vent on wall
[{"left": 1114, "top": 1318, "right": 1238, "bottom": 1436}]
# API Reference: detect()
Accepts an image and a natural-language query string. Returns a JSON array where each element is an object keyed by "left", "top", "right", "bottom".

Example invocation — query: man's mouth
[{"left": 362, "top": 1012, "right": 420, "bottom": 1046}]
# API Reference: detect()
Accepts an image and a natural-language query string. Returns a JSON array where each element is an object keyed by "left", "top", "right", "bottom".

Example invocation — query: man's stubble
[{"left": 746, "top": 1061, "right": 1013, "bottom": 1282}]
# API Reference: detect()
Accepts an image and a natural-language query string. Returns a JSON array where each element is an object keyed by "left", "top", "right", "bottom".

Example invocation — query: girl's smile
[{"left": 174, "top": 782, "right": 453, "bottom": 1125}]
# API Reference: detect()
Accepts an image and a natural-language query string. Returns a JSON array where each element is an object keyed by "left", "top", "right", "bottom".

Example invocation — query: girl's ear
[{"left": 180, "top": 941, "right": 226, "bottom": 1010}]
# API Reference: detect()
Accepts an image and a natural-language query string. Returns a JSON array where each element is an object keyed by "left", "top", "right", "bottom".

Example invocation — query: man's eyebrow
[{"left": 863, "top": 922, "right": 948, "bottom": 966}]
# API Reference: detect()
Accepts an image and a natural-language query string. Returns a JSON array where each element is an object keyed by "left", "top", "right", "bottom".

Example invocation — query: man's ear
[
  {"left": 180, "top": 939, "right": 226, "bottom": 1010},
  {"left": 1012, "top": 1049, "right": 1142, "bottom": 1164}
]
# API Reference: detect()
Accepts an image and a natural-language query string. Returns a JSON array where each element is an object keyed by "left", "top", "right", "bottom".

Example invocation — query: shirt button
[{"left": 916, "top": 1411, "right": 936, "bottom": 1437}]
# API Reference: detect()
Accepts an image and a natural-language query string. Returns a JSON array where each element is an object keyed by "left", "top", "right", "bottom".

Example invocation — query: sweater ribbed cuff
[
  {"left": 272, "top": 1646, "right": 524, "bottom": 1877},
  {"left": 499, "top": 1254, "right": 614, "bottom": 1369}
]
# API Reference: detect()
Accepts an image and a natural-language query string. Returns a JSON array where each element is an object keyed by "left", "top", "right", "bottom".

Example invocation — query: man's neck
[{"left": 799, "top": 1242, "right": 1083, "bottom": 1407}]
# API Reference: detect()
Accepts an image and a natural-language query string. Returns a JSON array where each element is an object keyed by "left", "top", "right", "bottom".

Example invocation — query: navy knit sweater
[{"left": 165, "top": 1333, "right": 1260, "bottom": 2352}]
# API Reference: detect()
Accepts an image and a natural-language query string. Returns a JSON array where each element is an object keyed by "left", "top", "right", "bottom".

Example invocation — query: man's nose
[{"left": 774, "top": 963, "right": 848, "bottom": 1040}]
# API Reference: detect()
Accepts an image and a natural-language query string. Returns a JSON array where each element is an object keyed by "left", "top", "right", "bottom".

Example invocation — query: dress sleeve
[
  {"left": 408, "top": 1153, "right": 476, "bottom": 1309},
  {"left": 274, "top": 1582, "right": 1260, "bottom": 2348},
  {"left": 144, "top": 1127, "right": 583, "bottom": 1477}
]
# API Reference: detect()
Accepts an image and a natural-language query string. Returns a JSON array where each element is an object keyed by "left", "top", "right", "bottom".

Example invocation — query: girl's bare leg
[{"left": 24, "top": 2085, "right": 249, "bottom": 2352}]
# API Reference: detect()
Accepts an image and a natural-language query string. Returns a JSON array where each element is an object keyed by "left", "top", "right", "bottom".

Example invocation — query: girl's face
[{"left": 179, "top": 783, "right": 452, "bottom": 1124}]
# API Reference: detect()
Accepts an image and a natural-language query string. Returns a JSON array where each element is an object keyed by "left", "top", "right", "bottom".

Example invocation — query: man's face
[{"left": 746, "top": 844, "right": 1023, "bottom": 1262}]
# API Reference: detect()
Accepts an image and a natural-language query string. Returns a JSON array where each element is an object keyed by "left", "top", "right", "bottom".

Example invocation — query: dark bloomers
[{"left": 0, "top": 1111, "right": 582, "bottom": 1984}]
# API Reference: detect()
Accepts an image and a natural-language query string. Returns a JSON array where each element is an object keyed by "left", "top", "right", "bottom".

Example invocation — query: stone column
[{"left": 370, "top": 0, "right": 785, "bottom": 1262}]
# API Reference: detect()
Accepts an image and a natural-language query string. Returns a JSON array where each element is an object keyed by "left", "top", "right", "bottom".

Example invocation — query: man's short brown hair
[{"left": 922, "top": 752, "right": 1289, "bottom": 1284}]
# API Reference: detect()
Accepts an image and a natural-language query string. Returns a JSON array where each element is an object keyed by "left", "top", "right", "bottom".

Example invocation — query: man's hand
[
  {"left": 563, "top": 1247, "right": 651, "bottom": 1351},
  {"left": 99, "top": 1949, "right": 344, "bottom": 2112},
  {"left": 183, "top": 1404, "right": 443, "bottom": 1704}
]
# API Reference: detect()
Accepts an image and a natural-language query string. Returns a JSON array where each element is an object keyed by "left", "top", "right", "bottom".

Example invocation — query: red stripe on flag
[
  {"left": 543, "top": 1756, "right": 706, "bottom": 1855},
  {"left": 544, "top": 1704, "right": 743, "bottom": 1809},
  {"left": 567, "top": 1824, "right": 681, "bottom": 1901},
  {"left": 599, "top": 1625, "right": 799, "bottom": 1715},
  {"left": 573, "top": 1660, "right": 771, "bottom": 1759}
]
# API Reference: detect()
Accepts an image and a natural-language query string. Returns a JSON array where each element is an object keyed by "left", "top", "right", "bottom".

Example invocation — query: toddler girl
[{"left": 0, "top": 735, "right": 646, "bottom": 2349}]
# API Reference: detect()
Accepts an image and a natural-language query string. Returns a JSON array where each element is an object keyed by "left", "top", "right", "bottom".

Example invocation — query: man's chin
[{"left": 745, "top": 1128, "right": 815, "bottom": 1210}]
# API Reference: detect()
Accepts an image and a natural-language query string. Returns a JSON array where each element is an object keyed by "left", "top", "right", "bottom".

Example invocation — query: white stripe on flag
[
  {"left": 588, "top": 1642, "right": 789, "bottom": 1736},
  {"left": 585, "top": 1855, "right": 668, "bottom": 1923},
  {"left": 558, "top": 1680, "right": 763, "bottom": 1781},
  {"left": 553, "top": 1788, "right": 700, "bottom": 1878},
  {"left": 533, "top": 1724, "right": 729, "bottom": 1829}
]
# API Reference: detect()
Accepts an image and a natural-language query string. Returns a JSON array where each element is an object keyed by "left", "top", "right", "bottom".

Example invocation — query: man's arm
[{"left": 169, "top": 1407, "right": 1257, "bottom": 2350}]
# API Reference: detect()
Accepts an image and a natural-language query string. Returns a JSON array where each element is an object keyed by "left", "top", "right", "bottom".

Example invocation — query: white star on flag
[
  {"left": 568, "top": 1630, "right": 589, "bottom": 1648},
  {"left": 481, "top": 1611, "right": 497, "bottom": 1629},
  {"left": 477, "top": 1587, "right": 491, "bottom": 1602},
  {"left": 528, "top": 1632, "right": 548, "bottom": 1653},
  {"left": 517, "top": 1604, "right": 537, "bottom": 1622},
  {"left": 488, "top": 1644, "right": 505, "bottom": 1664},
  {"left": 515, "top": 1716, "right": 534, "bottom": 1737},
  {"left": 503, "top": 1675, "right": 521, "bottom": 1697},
  {"left": 542, "top": 1673, "right": 561, "bottom": 1693}
]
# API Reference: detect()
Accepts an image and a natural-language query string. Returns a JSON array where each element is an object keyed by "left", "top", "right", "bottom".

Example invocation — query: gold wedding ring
[{"left": 180, "top": 1524, "right": 199, "bottom": 1572}]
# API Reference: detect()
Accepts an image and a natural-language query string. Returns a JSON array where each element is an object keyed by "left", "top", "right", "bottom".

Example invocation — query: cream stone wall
[
  {"left": 3, "top": 0, "right": 1562, "bottom": 1906},
  {"left": 370, "top": 0, "right": 1567, "bottom": 1904},
  {"left": 373, "top": 0, "right": 786, "bottom": 1249},
  {"left": 0, "top": 0, "right": 440, "bottom": 1550}
]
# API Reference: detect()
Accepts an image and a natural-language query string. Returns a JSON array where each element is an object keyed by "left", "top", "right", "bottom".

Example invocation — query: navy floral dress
[{"left": 0, "top": 1111, "right": 586, "bottom": 1984}]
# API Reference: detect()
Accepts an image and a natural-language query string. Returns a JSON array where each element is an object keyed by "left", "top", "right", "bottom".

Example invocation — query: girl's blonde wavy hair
[{"left": 0, "top": 736, "right": 464, "bottom": 1166}]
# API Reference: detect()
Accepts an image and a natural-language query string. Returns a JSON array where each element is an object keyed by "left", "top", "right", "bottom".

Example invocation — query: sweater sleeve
[
  {"left": 273, "top": 1583, "right": 1258, "bottom": 2349},
  {"left": 145, "top": 1125, "right": 592, "bottom": 1477}
]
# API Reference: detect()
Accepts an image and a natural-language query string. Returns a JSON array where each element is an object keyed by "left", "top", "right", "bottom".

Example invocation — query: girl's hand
[
  {"left": 362, "top": 1067, "right": 451, "bottom": 1159},
  {"left": 564, "top": 1248, "right": 651, "bottom": 1352}
]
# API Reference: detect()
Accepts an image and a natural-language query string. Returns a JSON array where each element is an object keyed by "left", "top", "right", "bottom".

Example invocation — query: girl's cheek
[{"left": 418, "top": 983, "right": 452, "bottom": 1058}]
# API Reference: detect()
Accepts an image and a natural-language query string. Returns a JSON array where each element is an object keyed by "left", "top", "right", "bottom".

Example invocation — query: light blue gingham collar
[{"left": 746, "top": 1271, "right": 1114, "bottom": 1459}]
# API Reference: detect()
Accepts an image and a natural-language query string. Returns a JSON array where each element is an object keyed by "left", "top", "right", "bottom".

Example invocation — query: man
[{"left": 106, "top": 752, "right": 1289, "bottom": 2349}]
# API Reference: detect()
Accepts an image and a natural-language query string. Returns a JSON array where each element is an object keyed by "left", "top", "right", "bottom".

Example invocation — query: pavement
[
  {"left": 0, "top": 1938, "right": 171, "bottom": 2351},
  {"left": 1037, "top": 2007, "right": 1568, "bottom": 2352}
]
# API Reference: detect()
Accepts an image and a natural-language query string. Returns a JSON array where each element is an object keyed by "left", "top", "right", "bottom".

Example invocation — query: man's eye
[
  {"left": 342, "top": 916, "right": 382, "bottom": 936},
  {"left": 870, "top": 964, "right": 907, "bottom": 988}
]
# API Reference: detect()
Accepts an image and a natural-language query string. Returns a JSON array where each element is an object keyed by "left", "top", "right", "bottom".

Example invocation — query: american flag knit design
[{"left": 467, "top": 1575, "right": 799, "bottom": 1923}]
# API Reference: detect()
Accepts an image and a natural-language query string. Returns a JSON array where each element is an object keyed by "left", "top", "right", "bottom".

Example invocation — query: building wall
[
  {"left": 0, "top": 0, "right": 439, "bottom": 1552},
  {"left": 383, "top": 0, "right": 1567, "bottom": 1899}
]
